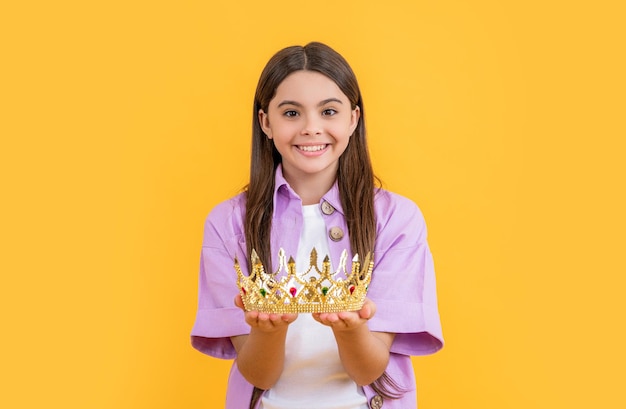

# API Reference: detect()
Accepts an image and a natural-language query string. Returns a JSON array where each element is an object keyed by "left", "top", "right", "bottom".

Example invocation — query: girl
[{"left": 191, "top": 42, "right": 443, "bottom": 409}]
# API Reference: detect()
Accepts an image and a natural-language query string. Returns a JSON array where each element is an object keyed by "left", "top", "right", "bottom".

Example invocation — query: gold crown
[{"left": 235, "top": 248, "right": 373, "bottom": 314}]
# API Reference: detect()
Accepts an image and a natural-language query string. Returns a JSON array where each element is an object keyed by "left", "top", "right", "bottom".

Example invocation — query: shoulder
[
  {"left": 206, "top": 191, "right": 246, "bottom": 220},
  {"left": 374, "top": 188, "right": 426, "bottom": 226},
  {"left": 374, "top": 188, "right": 428, "bottom": 246},
  {"left": 202, "top": 192, "right": 247, "bottom": 247}
]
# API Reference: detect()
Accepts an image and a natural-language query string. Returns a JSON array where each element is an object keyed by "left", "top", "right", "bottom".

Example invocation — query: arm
[
  {"left": 230, "top": 295, "right": 298, "bottom": 390},
  {"left": 313, "top": 298, "right": 395, "bottom": 386}
]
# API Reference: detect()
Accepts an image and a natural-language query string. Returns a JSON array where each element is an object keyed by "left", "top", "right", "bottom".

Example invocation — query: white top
[{"left": 260, "top": 205, "right": 368, "bottom": 409}]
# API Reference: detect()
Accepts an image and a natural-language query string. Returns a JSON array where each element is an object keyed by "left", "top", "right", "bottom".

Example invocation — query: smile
[{"left": 297, "top": 144, "right": 327, "bottom": 152}]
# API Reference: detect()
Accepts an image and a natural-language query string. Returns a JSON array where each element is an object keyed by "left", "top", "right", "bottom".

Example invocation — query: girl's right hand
[{"left": 234, "top": 294, "right": 298, "bottom": 332}]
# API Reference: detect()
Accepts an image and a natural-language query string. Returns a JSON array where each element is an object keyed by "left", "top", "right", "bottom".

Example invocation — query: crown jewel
[{"left": 235, "top": 248, "right": 373, "bottom": 314}]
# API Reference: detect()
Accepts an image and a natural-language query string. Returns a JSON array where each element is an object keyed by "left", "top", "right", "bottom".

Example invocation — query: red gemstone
[
  {"left": 241, "top": 287, "right": 247, "bottom": 295},
  {"left": 349, "top": 285, "right": 355, "bottom": 294},
  {"left": 289, "top": 287, "right": 297, "bottom": 297}
]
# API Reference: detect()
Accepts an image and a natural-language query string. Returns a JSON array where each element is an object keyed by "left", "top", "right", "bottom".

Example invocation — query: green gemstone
[
  {"left": 260, "top": 288, "right": 267, "bottom": 297},
  {"left": 322, "top": 287, "right": 329, "bottom": 296}
]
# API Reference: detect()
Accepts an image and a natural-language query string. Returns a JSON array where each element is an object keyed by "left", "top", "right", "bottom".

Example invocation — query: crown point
[
  {"left": 339, "top": 250, "right": 348, "bottom": 272},
  {"left": 251, "top": 249, "right": 260, "bottom": 264}
]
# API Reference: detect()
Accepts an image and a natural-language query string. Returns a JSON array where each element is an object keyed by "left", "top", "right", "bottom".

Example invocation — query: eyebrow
[{"left": 277, "top": 98, "right": 344, "bottom": 108}]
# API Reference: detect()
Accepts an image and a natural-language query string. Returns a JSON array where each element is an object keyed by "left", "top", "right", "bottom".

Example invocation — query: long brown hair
[{"left": 244, "top": 42, "right": 404, "bottom": 406}]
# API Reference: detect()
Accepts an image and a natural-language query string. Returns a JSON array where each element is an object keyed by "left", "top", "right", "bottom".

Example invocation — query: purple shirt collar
[{"left": 272, "top": 164, "right": 345, "bottom": 215}]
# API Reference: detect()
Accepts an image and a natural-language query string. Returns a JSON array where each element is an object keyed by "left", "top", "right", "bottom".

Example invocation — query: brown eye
[{"left": 322, "top": 109, "right": 337, "bottom": 116}]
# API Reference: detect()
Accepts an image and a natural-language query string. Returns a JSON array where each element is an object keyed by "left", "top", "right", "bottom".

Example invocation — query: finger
[
  {"left": 244, "top": 310, "right": 260, "bottom": 326},
  {"left": 359, "top": 298, "right": 376, "bottom": 320},
  {"left": 337, "top": 311, "right": 362, "bottom": 327},
  {"left": 254, "top": 313, "right": 276, "bottom": 331},
  {"left": 312, "top": 313, "right": 329, "bottom": 325},
  {"left": 358, "top": 304, "right": 371, "bottom": 320},
  {"left": 234, "top": 294, "right": 244, "bottom": 310},
  {"left": 324, "top": 313, "right": 340, "bottom": 323},
  {"left": 268, "top": 313, "right": 282, "bottom": 323},
  {"left": 282, "top": 313, "right": 298, "bottom": 323}
]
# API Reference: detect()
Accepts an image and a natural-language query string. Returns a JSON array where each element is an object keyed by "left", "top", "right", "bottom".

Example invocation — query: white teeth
[{"left": 298, "top": 145, "right": 326, "bottom": 152}]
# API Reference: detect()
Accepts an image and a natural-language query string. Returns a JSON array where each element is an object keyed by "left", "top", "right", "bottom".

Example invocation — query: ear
[
  {"left": 349, "top": 106, "right": 361, "bottom": 135},
  {"left": 258, "top": 109, "right": 272, "bottom": 139}
]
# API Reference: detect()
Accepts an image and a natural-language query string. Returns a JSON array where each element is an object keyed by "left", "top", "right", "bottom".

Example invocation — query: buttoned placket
[
  {"left": 317, "top": 197, "right": 350, "bottom": 267},
  {"left": 369, "top": 394, "right": 384, "bottom": 408}
]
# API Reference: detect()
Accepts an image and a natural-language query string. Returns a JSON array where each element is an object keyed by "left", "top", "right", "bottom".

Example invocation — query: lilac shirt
[{"left": 191, "top": 166, "right": 444, "bottom": 409}]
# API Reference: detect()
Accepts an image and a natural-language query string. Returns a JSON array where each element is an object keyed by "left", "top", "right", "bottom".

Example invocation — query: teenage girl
[{"left": 191, "top": 42, "right": 443, "bottom": 409}]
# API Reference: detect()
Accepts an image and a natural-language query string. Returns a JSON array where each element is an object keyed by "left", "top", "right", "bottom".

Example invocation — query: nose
[{"left": 301, "top": 116, "right": 322, "bottom": 136}]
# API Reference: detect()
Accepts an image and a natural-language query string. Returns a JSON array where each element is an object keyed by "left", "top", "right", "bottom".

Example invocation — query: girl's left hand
[{"left": 312, "top": 297, "right": 376, "bottom": 331}]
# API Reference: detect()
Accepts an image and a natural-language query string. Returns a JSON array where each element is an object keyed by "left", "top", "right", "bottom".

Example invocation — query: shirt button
[
  {"left": 328, "top": 226, "right": 344, "bottom": 242},
  {"left": 370, "top": 394, "right": 384, "bottom": 409},
  {"left": 321, "top": 200, "right": 335, "bottom": 215}
]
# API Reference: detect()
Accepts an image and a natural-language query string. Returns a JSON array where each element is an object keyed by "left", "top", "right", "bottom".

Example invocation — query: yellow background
[{"left": 2, "top": 1, "right": 625, "bottom": 408}]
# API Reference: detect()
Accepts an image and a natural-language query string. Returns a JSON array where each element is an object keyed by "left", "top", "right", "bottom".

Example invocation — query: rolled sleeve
[
  {"left": 190, "top": 196, "right": 249, "bottom": 359},
  {"left": 368, "top": 192, "right": 444, "bottom": 356}
]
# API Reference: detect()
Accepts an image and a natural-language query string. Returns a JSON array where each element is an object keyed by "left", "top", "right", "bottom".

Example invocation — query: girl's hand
[
  {"left": 234, "top": 294, "right": 298, "bottom": 332},
  {"left": 312, "top": 298, "right": 376, "bottom": 331}
]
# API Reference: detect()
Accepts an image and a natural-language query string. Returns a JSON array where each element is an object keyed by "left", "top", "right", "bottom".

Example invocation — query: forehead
[{"left": 271, "top": 70, "right": 348, "bottom": 104}]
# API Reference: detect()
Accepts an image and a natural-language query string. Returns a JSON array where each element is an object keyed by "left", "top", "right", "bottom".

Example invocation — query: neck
[{"left": 283, "top": 167, "right": 337, "bottom": 205}]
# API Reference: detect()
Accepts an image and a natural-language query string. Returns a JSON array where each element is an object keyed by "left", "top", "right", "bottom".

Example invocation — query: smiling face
[{"left": 259, "top": 70, "right": 360, "bottom": 195}]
